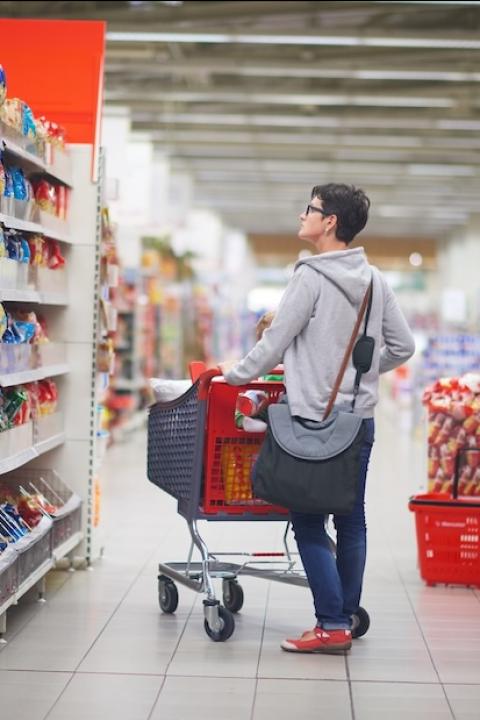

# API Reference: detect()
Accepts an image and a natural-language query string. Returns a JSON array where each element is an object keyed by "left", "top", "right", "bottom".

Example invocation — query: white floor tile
[
  {"left": 444, "top": 684, "right": 480, "bottom": 720},
  {"left": 46, "top": 673, "right": 162, "bottom": 720},
  {"left": 351, "top": 682, "right": 453, "bottom": 720},
  {"left": 254, "top": 678, "right": 352, "bottom": 720},
  {"left": 0, "top": 670, "right": 71, "bottom": 720},
  {"left": 150, "top": 676, "right": 256, "bottom": 720}
]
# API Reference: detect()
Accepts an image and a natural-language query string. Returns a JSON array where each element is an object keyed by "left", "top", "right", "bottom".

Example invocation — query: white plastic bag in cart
[{"left": 150, "top": 378, "right": 191, "bottom": 402}]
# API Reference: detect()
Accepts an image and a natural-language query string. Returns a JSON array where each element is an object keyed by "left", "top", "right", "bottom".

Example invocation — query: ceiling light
[
  {"left": 129, "top": 110, "right": 480, "bottom": 132},
  {"left": 408, "top": 164, "right": 476, "bottom": 176},
  {"left": 108, "top": 90, "right": 455, "bottom": 108},
  {"left": 355, "top": 70, "right": 480, "bottom": 81},
  {"left": 114, "top": 62, "right": 480, "bottom": 83},
  {"left": 409, "top": 253, "right": 424, "bottom": 267},
  {"left": 107, "top": 31, "right": 480, "bottom": 50}
]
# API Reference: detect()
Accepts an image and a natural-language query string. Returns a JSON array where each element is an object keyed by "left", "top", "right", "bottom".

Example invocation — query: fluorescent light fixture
[
  {"left": 152, "top": 129, "right": 441, "bottom": 148},
  {"left": 130, "top": 110, "right": 480, "bottom": 132},
  {"left": 114, "top": 62, "right": 480, "bottom": 83},
  {"left": 377, "top": 205, "right": 468, "bottom": 218},
  {"left": 437, "top": 119, "right": 480, "bottom": 130},
  {"left": 107, "top": 31, "right": 480, "bottom": 50},
  {"left": 108, "top": 89, "right": 455, "bottom": 108},
  {"left": 240, "top": 68, "right": 480, "bottom": 82},
  {"left": 408, "top": 164, "right": 476, "bottom": 176},
  {"left": 355, "top": 70, "right": 480, "bottom": 81}
]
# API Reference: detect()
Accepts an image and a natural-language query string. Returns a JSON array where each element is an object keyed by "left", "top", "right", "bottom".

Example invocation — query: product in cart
[{"left": 234, "top": 389, "right": 269, "bottom": 432}]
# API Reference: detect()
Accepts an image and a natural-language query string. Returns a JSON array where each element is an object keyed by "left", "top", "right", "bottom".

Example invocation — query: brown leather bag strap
[{"left": 323, "top": 282, "right": 373, "bottom": 420}]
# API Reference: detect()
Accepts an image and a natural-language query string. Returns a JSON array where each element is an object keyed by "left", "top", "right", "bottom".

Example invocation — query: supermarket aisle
[{"left": 1, "top": 402, "right": 480, "bottom": 720}]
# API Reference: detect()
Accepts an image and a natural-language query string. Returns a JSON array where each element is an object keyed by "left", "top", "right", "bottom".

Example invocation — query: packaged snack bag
[
  {"left": 22, "top": 103, "right": 36, "bottom": 139},
  {"left": 0, "top": 65, "right": 6, "bottom": 105},
  {"left": 32, "top": 179, "right": 56, "bottom": 214},
  {"left": 0, "top": 159, "right": 6, "bottom": 196},
  {"left": 11, "top": 167, "right": 27, "bottom": 200}
]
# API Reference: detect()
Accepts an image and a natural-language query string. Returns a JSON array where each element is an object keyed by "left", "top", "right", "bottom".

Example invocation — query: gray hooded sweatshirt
[{"left": 224, "top": 247, "right": 415, "bottom": 420}]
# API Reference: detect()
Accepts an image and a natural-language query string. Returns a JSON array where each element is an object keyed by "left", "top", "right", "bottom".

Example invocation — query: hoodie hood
[{"left": 295, "top": 247, "right": 371, "bottom": 305}]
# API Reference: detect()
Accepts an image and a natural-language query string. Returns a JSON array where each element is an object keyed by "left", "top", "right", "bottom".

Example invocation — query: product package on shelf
[
  {"left": 0, "top": 63, "right": 69, "bottom": 171},
  {"left": 423, "top": 373, "right": 480, "bottom": 496},
  {"left": 0, "top": 305, "right": 65, "bottom": 376},
  {"left": 0, "top": 469, "right": 81, "bottom": 555},
  {"left": 0, "top": 491, "right": 52, "bottom": 589}
]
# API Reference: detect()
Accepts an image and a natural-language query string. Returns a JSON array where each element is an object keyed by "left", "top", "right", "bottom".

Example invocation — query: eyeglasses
[{"left": 305, "top": 204, "right": 329, "bottom": 216}]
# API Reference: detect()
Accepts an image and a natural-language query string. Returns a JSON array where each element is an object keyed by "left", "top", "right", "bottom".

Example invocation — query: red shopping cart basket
[
  {"left": 202, "top": 378, "right": 286, "bottom": 515},
  {"left": 409, "top": 449, "right": 480, "bottom": 587},
  {"left": 147, "top": 368, "right": 288, "bottom": 520}
]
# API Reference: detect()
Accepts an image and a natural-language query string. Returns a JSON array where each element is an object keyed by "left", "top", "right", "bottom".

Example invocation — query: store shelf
[
  {"left": 34, "top": 431, "right": 66, "bottom": 457},
  {"left": 0, "top": 212, "right": 72, "bottom": 244},
  {"left": 0, "top": 362, "right": 69, "bottom": 387},
  {"left": 38, "top": 292, "right": 68, "bottom": 306},
  {"left": 0, "top": 435, "right": 66, "bottom": 474},
  {"left": 0, "top": 526, "right": 82, "bottom": 632},
  {"left": 0, "top": 446, "right": 37, "bottom": 475},
  {"left": 0, "top": 420, "right": 65, "bottom": 475},
  {"left": 52, "top": 531, "right": 83, "bottom": 563},
  {"left": 0, "top": 289, "right": 68, "bottom": 305},
  {"left": 0, "top": 288, "right": 38, "bottom": 303},
  {"left": 16, "top": 558, "right": 53, "bottom": 597},
  {"left": 1, "top": 133, "right": 73, "bottom": 187}
]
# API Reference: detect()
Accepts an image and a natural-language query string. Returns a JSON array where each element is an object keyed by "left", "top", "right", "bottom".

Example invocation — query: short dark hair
[{"left": 311, "top": 183, "right": 370, "bottom": 244}]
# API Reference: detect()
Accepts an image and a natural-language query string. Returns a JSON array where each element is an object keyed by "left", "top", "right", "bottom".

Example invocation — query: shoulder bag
[{"left": 252, "top": 279, "right": 374, "bottom": 515}]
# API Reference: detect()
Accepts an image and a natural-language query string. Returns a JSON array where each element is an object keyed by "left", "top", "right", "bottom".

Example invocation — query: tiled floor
[{"left": 1, "top": 402, "right": 480, "bottom": 720}]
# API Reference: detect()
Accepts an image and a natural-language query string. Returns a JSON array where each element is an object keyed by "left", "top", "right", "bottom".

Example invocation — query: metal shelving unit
[{"left": 0, "top": 139, "right": 102, "bottom": 635}]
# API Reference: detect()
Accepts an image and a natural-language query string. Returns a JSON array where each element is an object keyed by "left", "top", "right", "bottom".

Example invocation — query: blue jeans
[{"left": 290, "top": 418, "right": 375, "bottom": 630}]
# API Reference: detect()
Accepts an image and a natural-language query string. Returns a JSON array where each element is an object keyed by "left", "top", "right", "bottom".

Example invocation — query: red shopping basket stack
[
  {"left": 409, "top": 449, "right": 480, "bottom": 587},
  {"left": 202, "top": 377, "right": 287, "bottom": 516}
]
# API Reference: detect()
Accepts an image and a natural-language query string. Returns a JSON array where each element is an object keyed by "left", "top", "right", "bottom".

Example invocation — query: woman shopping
[{"left": 220, "top": 183, "right": 415, "bottom": 655}]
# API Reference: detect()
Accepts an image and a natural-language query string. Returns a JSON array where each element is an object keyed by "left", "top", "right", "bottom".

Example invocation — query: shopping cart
[{"left": 147, "top": 366, "right": 370, "bottom": 641}]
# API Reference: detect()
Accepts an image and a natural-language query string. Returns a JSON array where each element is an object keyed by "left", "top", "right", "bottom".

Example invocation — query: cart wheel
[
  {"left": 158, "top": 575, "right": 179, "bottom": 614},
  {"left": 204, "top": 606, "right": 235, "bottom": 642},
  {"left": 351, "top": 606, "right": 370, "bottom": 639},
  {"left": 222, "top": 580, "right": 244, "bottom": 613}
]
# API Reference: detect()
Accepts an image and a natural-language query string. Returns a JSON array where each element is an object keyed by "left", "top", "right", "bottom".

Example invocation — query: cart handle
[
  {"left": 197, "top": 368, "right": 222, "bottom": 400},
  {"left": 193, "top": 363, "right": 285, "bottom": 401}
]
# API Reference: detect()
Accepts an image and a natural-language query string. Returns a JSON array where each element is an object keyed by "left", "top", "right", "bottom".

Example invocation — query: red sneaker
[{"left": 281, "top": 627, "right": 352, "bottom": 654}]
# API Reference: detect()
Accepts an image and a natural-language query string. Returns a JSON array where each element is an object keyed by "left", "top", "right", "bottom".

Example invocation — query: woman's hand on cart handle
[
  {"left": 197, "top": 366, "right": 223, "bottom": 400},
  {"left": 218, "top": 360, "right": 236, "bottom": 376}
]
